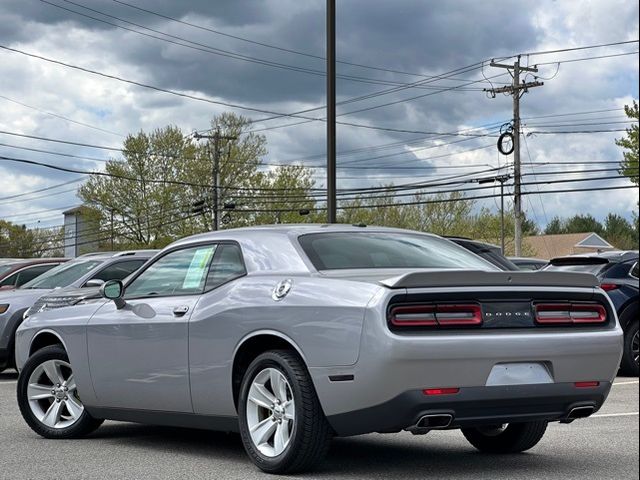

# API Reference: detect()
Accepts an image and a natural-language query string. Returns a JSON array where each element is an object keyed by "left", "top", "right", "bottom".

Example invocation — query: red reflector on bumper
[
  {"left": 423, "top": 387, "right": 460, "bottom": 395},
  {"left": 574, "top": 381, "right": 600, "bottom": 388}
]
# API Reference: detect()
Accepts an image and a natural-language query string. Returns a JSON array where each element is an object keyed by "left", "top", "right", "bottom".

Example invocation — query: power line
[
  {"left": 521, "top": 39, "right": 639, "bottom": 57},
  {"left": 0, "top": 177, "right": 84, "bottom": 202},
  {"left": 0, "top": 44, "right": 499, "bottom": 137},
  {"left": 0, "top": 94, "right": 124, "bottom": 137},
  {"left": 109, "top": 0, "right": 501, "bottom": 82},
  {"left": 535, "top": 51, "right": 639, "bottom": 66},
  {"left": 46, "top": 0, "right": 495, "bottom": 92}
]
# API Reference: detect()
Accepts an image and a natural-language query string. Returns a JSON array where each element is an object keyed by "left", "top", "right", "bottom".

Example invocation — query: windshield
[
  {"left": 0, "top": 265, "right": 14, "bottom": 276},
  {"left": 299, "top": 232, "right": 497, "bottom": 271},
  {"left": 21, "top": 260, "right": 101, "bottom": 289}
]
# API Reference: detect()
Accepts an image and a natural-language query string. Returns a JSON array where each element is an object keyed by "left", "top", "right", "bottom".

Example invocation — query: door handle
[{"left": 172, "top": 306, "right": 189, "bottom": 317}]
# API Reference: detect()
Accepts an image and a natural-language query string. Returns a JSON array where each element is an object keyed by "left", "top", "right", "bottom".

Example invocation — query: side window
[
  {"left": 0, "top": 272, "right": 18, "bottom": 287},
  {"left": 206, "top": 244, "right": 246, "bottom": 290},
  {"left": 125, "top": 245, "right": 217, "bottom": 298},
  {"left": 631, "top": 262, "right": 639, "bottom": 280},
  {"left": 88, "top": 260, "right": 147, "bottom": 284},
  {"left": 15, "top": 264, "right": 59, "bottom": 287}
]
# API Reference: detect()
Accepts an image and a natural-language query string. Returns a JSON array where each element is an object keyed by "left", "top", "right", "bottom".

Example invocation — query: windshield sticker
[{"left": 182, "top": 246, "right": 216, "bottom": 289}]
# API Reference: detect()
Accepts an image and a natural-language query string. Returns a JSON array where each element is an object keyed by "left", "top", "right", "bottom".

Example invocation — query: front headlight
[{"left": 0, "top": 304, "right": 9, "bottom": 315}]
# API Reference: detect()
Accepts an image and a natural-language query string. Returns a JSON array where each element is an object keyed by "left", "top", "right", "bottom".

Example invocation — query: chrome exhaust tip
[{"left": 416, "top": 413, "right": 454, "bottom": 429}]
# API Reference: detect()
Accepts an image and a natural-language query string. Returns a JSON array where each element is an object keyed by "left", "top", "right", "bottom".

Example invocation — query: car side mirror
[
  {"left": 100, "top": 280, "right": 126, "bottom": 310},
  {"left": 85, "top": 279, "right": 105, "bottom": 288}
]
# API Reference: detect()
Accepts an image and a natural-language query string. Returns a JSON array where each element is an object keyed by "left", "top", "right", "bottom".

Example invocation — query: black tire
[
  {"left": 462, "top": 421, "right": 548, "bottom": 453},
  {"left": 497, "top": 131, "right": 515, "bottom": 155},
  {"left": 17, "top": 345, "right": 103, "bottom": 439},
  {"left": 621, "top": 321, "right": 639, "bottom": 376},
  {"left": 238, "top": 350, "right": 333, "bottom": 474}
]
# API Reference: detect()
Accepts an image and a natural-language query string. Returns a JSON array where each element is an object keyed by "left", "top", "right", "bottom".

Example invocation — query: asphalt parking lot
[{"left": 0, "top": 371, "right": 637, "bottom": 480}]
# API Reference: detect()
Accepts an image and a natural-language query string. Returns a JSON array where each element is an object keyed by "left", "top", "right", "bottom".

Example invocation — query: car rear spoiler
[
  {"left": 380, "top": 270, "right": 599, "bottom": 289},
  {"left": 549, "top": 256, "right": 609, "bottom": 266}
]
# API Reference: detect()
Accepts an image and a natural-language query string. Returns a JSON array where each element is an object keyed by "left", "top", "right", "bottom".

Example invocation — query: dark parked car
[
  {"left": 544, "top": 251, "right": 639, "bottom": 375},
  {"left": 0, "top": 258, "right": 68, "bottom": 291},
  {"left": 447, "top": 237, "right": 519, "bottom": 271},
  {"left": 509, "top": 257, "right": 548, "bottom": 271}
]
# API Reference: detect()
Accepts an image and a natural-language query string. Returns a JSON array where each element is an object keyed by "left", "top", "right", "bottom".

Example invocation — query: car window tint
[
  {"left": 631, "top": 262, "right": 639, "bottom": 279},
  {"left": 125, "top": 245, "right": 216, "bottom": 298},
  {"left": 0, "top": 271, "right": 18, "bottom": 287},
  {"left": 205, "top": 244, "right": 246, "bottom": 290},
  {"left": 299, "top": 232, "right": 496, "bottom": 271},
  {"left": 89, "top": 260, "right": 146, "bottom": 283},
  {"left": 21, "top": 260, "right": 102, "bottom": 289},
  {"left": 15, "top": 264, "right": 59, "bottom": 287},
  {"left": 544, "top": 263, "right": 606, "bottom": 275}
]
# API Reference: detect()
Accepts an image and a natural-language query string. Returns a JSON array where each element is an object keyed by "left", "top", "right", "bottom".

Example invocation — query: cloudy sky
[{"left": 0, "top": 0, "right": 638, "bottom": 231}]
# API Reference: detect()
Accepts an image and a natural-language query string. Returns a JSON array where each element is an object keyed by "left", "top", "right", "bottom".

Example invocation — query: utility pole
[
  {"left": 477, "top": 174, "right": 511, "bottom": 254},
  {"left": 484, "top": 56, "right": 543, "bottom": 255},
  {"left": 194, "top": 129, "right": 237, "bottom": 231},
  {"left": 326, "top": 0, "right": 337, "bottom": 223}
]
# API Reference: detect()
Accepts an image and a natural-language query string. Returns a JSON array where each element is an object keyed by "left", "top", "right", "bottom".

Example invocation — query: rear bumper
[{"left": 326, "top": 382, "right": 611, "bottom": 436}]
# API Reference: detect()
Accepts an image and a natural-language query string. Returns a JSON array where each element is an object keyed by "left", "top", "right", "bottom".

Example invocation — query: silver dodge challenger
[{"left": 15, "top": 225, "right": 623, "bottom": 473}]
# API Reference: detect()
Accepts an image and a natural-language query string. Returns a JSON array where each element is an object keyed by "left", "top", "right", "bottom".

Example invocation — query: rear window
[
  {"left": 298, "top": 232, "right": 496, "bottom": 271},
  {"left": 544, "top": 263, "right": 607, "bottom": 275}
]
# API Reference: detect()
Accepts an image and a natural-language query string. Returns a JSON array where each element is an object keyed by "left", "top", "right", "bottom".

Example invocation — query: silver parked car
[{"left": 15, "top": 225, "right": 622, "bottom": 474}]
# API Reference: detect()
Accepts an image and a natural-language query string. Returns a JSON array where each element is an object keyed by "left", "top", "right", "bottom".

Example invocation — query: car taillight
[
  {"left": 389, "top": 304, "right": 482, "bottom": 327},
  {"left": 600, "top": 283, "right": 619, "bottom": 291},
  {"left": 574, "top": 381, "right": 600, "bottom": 388},
  {"left": 534, "top": 303, "right": 607, "bottom": 325},
  {"left": 423, "top": 387, "right": 460, "bottom": 395}
]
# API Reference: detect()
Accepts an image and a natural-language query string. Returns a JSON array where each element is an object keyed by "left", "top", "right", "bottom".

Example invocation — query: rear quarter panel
[{"left": 189, "top": 274, "right": 381, "bottom": 416}]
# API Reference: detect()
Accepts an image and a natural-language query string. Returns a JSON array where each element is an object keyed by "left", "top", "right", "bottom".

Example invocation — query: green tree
[
  {"left": 248, "top": 165, "right": 318, "bottom": 226},
  {"left": 603, "top": 213, "right": 638, "bottom": 250},
  {"left": 0, "top": 221, "right": 63, "bottom": 257},
  {"left": 78, "top": 113, "right": 317, "bottom": 248},
  {"left": 78, "top": 125, "right": 200, "bottom": 248},
  {"left": 616, "top": 100, "right": 639, "bottom": 186},
  {"left": 544, "top": 216, "right": 563, "bottom": 234},
  {"left": 544, "top": 214, "right": 604, "bottom": 235}
]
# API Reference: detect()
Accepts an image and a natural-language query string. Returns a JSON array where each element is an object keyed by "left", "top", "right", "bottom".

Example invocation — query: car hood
[
  {"left": 40, "top": 286, "right": 101, "bottom": 301},
  {"left": 0, "top": 288, "right": 53, "bottom": 314},
  {"left": 0, "top": 288, "right": 53, "bottom": 303}
]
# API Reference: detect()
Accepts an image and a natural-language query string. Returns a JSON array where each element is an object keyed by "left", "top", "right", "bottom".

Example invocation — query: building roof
[{"left": 523, "top": 232, "right": 615, "bottom": 260}]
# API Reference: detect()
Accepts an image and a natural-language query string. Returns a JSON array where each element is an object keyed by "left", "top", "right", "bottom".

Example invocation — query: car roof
[
  {"left": 0, "top": 258, "right": 67, "bottom": 265},
  {"left": 446, "top": 236, "right": 501, "bottom": 249},
  {"left": 171, "top": 224, "right": 442, "bottom": 246},
  {"left": 0, "top": 258, "right": 69, "bottom": 279},
  {"left": 77, "top": 250, "right": 158, "bottom": 259},
  {"left": 550, "top": 250, "right": 639, "bottom": 265}
]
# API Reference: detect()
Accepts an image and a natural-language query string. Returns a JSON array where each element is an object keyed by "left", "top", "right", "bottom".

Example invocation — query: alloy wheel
[
  {"left": 246, "top": 367, "right": 295, "bottom": 457},
  {"left": 27, "top": 359, "right": 84, "bottom": 429},
  {"left": 633, "top": 329, "right": 639, "bottom": 365}
]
